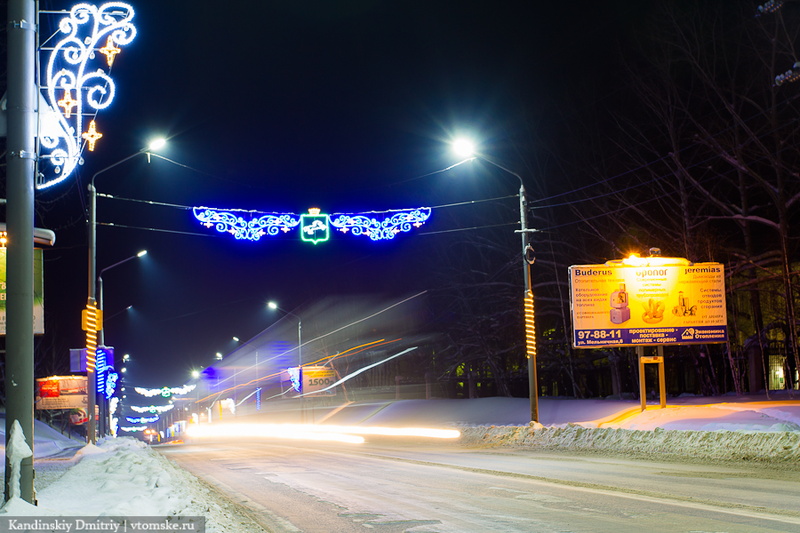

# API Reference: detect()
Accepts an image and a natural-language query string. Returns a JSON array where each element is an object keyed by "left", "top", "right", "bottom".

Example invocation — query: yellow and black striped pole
[{"left": 82, "top": 298, "right": 102, "bottom": 443}]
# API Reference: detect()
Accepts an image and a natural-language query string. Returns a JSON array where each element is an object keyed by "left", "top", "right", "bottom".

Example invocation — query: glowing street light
[
  {"left": 268, "top": 301, "right": 303, "bottom": 367},
  {"left": 450, "top": 138, "right": 539, "bottom": 423},
  {"left": 86, "top": 138, "right": 165, "bottom": 444},
  {"left": 95, "top": 249, "right": 147, "bottom": 437},
  {"left": 98, "top": 250, "right": 147, "bottom": 341}
]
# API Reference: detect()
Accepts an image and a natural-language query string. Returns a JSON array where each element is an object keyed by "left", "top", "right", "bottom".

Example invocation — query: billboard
[
  {"left": 569, "top": 258, "right": 727, "bottom": 348},
  {"left": 0, "top": 248, "right": 45, "bottom": 334},
  {"left": 302, "top": 366, "right": 337, "bottom": 395},
  {"left": 35, "top": 375, "right": 88, "bottom": 410}
]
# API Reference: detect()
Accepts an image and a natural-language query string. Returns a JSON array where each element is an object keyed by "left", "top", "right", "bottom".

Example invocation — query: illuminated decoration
[
  {"left": 110, "top": 397, "right": 120, "bottom": 437},
  {"left": 126, "top": 415, "right": 159, "bottom": 424},
  {"left": 106, "top": 371, "right": 119, "bottom": 399},
  {"left": 329, "top": 208, "right": 432, "bottom": 241},
  {"left": 524, "top": 292, "right": 536, "bottom": 361},
  {"left": 775, "top": 61, "right": 800, "bottom": 87},
  {"left": 81, "top": 120, "right": 103, "bottom": 151},
  {"left": 130, "top": 404, "right": 175, "bottom": 414},
  {"left": 300, "top": 208, "right": 330, "bottom": 244},
  {"left": 39, "top": 2, "right": 137, "bottom": 190},
  {"left": 95, "top": 346, "right": 116, "bottom": 400},
  {"left": 193, "top": 207, "right": 300, "bottom": 241},
  {"left": 193, "top": 206, "right": 431, "bottom": 243},
  {"left": 757, "top": 0, "right": 784, "bottom": 14},
  {"left": 81, "top": 300, "right": 101, "bottom": 374},
  {"left": 119, "top": 426, "right": 146, "bottom": 432},
  {"left": 134, "top": 384, "right": 196, "bottom": 398},
  {"left": 99, "top": 36, "right": 121, "bottom": 66},
  {"left": 287, "top": 367, "right": 302, "bottom": 393},
  {"left": 57, "top": 89, "right": 78, "bottom": 118},
  {"left": 255, "top": 388, "right": 262, "bottom": 411},
  {"left": 221, "top": 398, "right": 236, "bottom": 415}
]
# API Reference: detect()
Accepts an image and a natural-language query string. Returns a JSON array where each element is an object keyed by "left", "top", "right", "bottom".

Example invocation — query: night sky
[{"left": 27, "top": 1, "right": 652, "bottom": 387}]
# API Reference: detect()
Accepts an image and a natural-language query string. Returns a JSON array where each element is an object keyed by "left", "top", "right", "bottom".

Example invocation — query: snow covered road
[{"left": 161, "top": 437, "right": 800, "bottom": 533}]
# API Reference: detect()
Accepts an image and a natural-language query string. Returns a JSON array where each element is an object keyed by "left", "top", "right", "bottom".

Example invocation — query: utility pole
[{"left": 5, "top": 0, "right": 37, "bottom": 504}]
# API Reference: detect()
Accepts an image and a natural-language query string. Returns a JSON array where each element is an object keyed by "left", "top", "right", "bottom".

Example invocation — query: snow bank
[
  {"left": 0, "top": 414, "right": 84, "bottom": 459},
  {"left": 454, "top": 396, "right": 800, "bottom": 464},
  {"left": 1, "top": 438, "right": 268, "bottom": 532},
  {"left": 460, "top": 424, "right": 800, "bottom": 464}
]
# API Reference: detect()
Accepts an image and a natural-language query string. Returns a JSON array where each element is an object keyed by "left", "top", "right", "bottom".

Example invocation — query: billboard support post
[{"left": 637, "top": 346, "right": 666, "bottom": 411}]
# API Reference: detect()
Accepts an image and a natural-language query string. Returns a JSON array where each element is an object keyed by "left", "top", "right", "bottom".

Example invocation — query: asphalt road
[{"left": 158, "top": 437, "right": 800, "bottom": 533}]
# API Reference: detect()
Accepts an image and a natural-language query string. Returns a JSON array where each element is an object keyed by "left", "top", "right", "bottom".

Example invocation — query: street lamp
[
  {"left": 98, "top": 250, "right": 147, "bottom": 346},
  {"left": 86, "top": 138, "right": 165, "bottom": 444},
  {"left": 451, "top": 138, "right": 539, "bottom": 423},
  {"left": 95, "top": 250, "right": 146, "bottom": 436},
  {"left": 267, "top": 301, "right": 303, "bottom": 367}
]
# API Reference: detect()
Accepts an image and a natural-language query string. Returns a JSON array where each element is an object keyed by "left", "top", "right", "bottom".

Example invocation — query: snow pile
[
  {"left": 459, "top": 424, "right": 800, "bottom": 463},
  {"left": 0, "top": 414, "right": 84, "bottom": 459},
  {"left": 0, "top": 437, "right": 267, "bottom": 532},
  {"left": 456, "top": 397, "right": 800, "bottom": 464}
]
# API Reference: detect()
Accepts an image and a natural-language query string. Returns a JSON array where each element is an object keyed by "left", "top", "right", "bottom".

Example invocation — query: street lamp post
[
  {"left": 267, "top": 301, "right": 302, "bottom": 367},
  {"left": 96, "top": 250, "right": 147, "bottom": 436},
  {"left": 86, "top": 139, "right": 164, "bottom": 444},
  {"left": 452, "top": 139, "right": 539, "bottom": 423}
]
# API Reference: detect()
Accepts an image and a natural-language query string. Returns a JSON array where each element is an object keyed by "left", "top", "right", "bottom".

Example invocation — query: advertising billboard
[
  {"left": 0, "top": 248, "right": 44, "bottom": 334},
  {"left": 35, "top": 375, "right": 88, "bottom": 410},
  {"left": 302, "top": 366, "right": 337, "bottom": 395},
  {"left": 569, "top": 258, "right": 727, "bottom": 348}
]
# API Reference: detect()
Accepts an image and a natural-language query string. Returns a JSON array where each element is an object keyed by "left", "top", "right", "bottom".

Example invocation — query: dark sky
[{"left": 30, "top": 1, "right": 651, "bottom": 387}]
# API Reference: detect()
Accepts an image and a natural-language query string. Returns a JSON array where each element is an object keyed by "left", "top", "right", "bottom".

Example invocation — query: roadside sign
[
  {"left": 569, "top": 258, "right": 727, "bottom": 348},
  {"left": 35, "top": 376, "right": 87, "bottom": 410},
  {"left": 302, "top": 366, "right": 337, "bottom": 395}
]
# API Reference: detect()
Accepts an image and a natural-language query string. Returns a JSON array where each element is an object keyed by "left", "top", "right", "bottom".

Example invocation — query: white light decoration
[
  {"left": 193, "top": 206, "right": 432, "bottom": 243},
  {"left": 39, "top": 2, "right": 136, "bottom": 189},
  {"left": 109, "top": 396, "right": 119, "bottom": 415},
  {"left": 134, "top": 384, "right": 196, "bottom": 398},
  {"left": 130, "top": 404, "right": 175, "bottom": 414},
  {"left": 126, "top": 415, "right": 159, "bottom": 424},
  {"left": 287, "top": 367, "right": 302, "bottom": 393},
  {"left": 119, "top": 426, "right": 146, "bottom": 432}
]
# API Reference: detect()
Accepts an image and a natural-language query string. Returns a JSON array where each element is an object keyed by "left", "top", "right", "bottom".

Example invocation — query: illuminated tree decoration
[
  {"left": 193, "top": 206, "right": 431, "bottom": 243},
  {"left": 39, "top": 2, "right": 136, "bottom": 190},
  {"left": 193, "top": 207, "right": 301, "bottom": 241}
]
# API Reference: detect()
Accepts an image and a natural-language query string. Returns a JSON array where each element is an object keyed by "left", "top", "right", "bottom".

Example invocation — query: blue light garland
[
  {"left": 329, "top": 208, "right": 432, "bottom": 241},
  {"left": 193, "top": 208, "right": 301, "bottom": 241},
  {"left": 193, "top": 206, "right": 431, "bottom": 243},
  {"left": 95, "top": 346, "right": 116, "bottom": 400}
]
